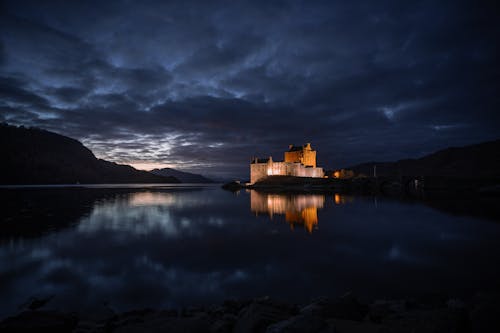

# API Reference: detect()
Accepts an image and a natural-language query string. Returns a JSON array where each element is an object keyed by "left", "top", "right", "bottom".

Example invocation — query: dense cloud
[{"left": 0, "top": 0, "right": 499, "bottom": 177}]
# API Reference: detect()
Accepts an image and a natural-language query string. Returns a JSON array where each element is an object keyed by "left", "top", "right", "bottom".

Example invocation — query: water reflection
[
  {"left": 78, "top": 191, "right": 220, "bottom": 236},
  {"left": 334, "top": 193, "right": 354, "bottom": 205},
  {"left": 250, "top": 191, "right": 325, "bottom": 233},
  {"left": 1, "top": 187, "right": 500, "bottom": 319},
  {"left": 129, "top": 192, "right": 179, "bottom": 206},
  {"left": 250, "top": 191, "right": 357, "bottom": 232},
  {"left": 128, "top": 191, "right": 210, "bottom": 208}
]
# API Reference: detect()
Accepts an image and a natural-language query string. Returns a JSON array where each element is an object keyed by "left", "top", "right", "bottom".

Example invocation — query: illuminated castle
[{"left": 250, "top": 143, "right": 324, "bottom": 184}]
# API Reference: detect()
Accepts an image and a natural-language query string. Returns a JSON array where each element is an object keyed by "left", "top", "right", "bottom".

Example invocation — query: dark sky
[{"left": 1, "top": 0, "right": 499, "bottom": 178}]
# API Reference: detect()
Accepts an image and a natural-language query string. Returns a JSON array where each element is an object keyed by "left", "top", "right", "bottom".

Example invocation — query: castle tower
[{"left": 284, "top": 143, "right": 317, "bottom": 167}]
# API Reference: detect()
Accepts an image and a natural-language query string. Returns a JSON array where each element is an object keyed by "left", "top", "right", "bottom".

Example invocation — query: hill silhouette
[
  {"left": 0, "top": 123, "right": 179, "bottom": 184},
  {"left": 345, "top": 139, "right": 500, "bottom": 179},
  {"left": 151, "top": 168, "right": 213, "bottom": 183}
]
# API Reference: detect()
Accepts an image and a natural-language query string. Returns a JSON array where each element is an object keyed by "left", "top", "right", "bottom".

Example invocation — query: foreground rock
[
  {"left": 233, "top": 297, "right": 296, "bottom": 333},
  {"left": 0, "top": 310, "right": 78, "bottom": 332},
  {"left": 1, "top": 294, "right": 499, "bottom": 332}
]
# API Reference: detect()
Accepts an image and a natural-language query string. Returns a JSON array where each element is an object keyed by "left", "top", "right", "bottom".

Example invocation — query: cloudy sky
[{"left": 0, "top": 0, "right": 498, "bottom": 178}]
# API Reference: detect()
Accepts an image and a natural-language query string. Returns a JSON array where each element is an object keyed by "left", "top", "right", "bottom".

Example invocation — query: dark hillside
[
  {"left": 0, "top": 124, "right": 179, "bottom": 184},
  {"left": 346, "top": 139, "right": 500, "bottom": 179},
  {"left": 151, "top": 167, "right": 213, "bottom": 183}
]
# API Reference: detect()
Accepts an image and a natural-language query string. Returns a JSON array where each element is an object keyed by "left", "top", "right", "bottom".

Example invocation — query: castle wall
[
  {"left": 250, "top": 161, "right": 324, "bottom": 184},
  {"left": 302, "top": 166, "right": 324, "bottom": 178},
  {"left": 250, "top": 162, "right": 268, "bottom": 183},
  {"left": 284, "top": 151, "right": 301, "bottom": 164},
  {"left": 303, "top": 150, "right": 316, "bottom": 167},
  {"left": 268, "top": 161, "right": 288, "bottom": 176},
  {"left": 286, "top": 163, "right": 300, "bottom": 176}
]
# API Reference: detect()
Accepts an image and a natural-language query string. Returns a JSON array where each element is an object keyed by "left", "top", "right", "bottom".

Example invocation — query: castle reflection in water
[
  {"left": 250, "top": 191, "right": 354, "bottom": 233},
  {"left": 250, "top": 191, "right": 318, "bottom": 233}
]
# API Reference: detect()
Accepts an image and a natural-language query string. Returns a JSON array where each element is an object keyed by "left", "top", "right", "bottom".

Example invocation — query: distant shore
[{"left": 223, "top": 175, "right": 500, "bottom": 198}]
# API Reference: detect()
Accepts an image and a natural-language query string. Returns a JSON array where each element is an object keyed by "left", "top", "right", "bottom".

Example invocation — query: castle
[{"left": 250, "top": 143, "right": 324, "bottom": 184}]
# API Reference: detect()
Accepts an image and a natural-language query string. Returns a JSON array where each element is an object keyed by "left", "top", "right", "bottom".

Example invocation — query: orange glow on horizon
[{"left": 128, "top": 162, "right": 173, "bottom": 171}]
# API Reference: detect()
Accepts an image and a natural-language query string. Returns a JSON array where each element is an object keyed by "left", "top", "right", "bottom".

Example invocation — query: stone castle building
[{"left": 250, "top": 143, "right": 324, "bottom": 184}]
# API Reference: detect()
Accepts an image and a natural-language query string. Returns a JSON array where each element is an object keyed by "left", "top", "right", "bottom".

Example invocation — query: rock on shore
[{"left": 1, "top": 293, "right": 499, "bottom": 332}]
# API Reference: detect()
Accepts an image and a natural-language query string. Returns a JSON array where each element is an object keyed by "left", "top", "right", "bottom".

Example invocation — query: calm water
[{"left": 1, "top": 185, "right": 500, "bottom": 317}]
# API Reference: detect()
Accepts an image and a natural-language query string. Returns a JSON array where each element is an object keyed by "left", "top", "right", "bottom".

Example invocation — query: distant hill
[
  {"left": 345, "top": 139, "right": 500, "bottom": 179},
  {"left": 0, "top": 123, "right": 179, "bottom": 184},
  {"left": 151, "top": 168, "right": 214, "bottom": 183}
]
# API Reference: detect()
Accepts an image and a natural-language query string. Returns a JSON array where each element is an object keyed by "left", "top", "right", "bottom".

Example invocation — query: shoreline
[
  {"left": 1, "top": 293, "right": 498, "bottom": 332},
  {"left": 223, "top": 175, "right": 500, "bottom": 198}
]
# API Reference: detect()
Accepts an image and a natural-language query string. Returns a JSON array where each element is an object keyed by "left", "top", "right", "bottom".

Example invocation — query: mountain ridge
[
  {"left": 150, "top": 168, "right": 214, "bottom": 183},
  {"left": 342, "top": 139, "right": 500, "bottom": 179},
  {"left": 0, "top": 123, "right": 179, "bottom": 184}
]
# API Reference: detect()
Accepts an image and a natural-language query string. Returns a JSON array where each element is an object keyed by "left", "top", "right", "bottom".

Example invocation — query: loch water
[{"left": 1, "top": 185, "right": 500, "bottom": 317}]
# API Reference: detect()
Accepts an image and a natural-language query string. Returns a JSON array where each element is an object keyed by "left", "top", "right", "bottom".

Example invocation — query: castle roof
[
  {"left": 288, "top": 143, "right": 313, "bottom": 151},
  {"left": 288, "top": 146, "right": 303, "bottom": 152}
]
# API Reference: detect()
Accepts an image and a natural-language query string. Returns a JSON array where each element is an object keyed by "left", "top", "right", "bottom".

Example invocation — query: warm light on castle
[{"left": 250, "top": 143, "right": 324, "bottom": 184}]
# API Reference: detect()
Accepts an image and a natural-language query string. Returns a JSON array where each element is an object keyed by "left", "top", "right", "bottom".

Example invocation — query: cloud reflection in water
[{"left": 77, "top": 191, "right": 222, "bottom": 236}]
